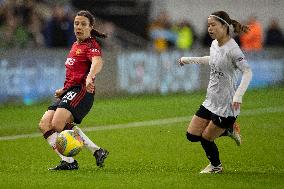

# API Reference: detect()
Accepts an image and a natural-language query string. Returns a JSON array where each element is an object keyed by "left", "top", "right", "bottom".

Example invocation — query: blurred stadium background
[{"left": 0, "top": 0, "right": 283, "bottom": 104}]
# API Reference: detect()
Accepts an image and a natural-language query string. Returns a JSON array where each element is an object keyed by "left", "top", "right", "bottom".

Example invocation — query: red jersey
[{"left": 63, "top": 37, "right": 102, "bottom": 90}]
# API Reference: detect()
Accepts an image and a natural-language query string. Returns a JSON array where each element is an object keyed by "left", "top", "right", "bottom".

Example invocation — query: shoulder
[
  {"left": 228, "top": 38, "right": 239, "bottom": 49},
  {"left": 210, "top": 39, "right": 218, "bottom": 48},
  {"left": 86, "top": 38, "right": 101, "bottom": 49},
  {"left": 227, "top": 39, "right": 243, "bottom": 56},
  {"left": 84, "top": 38, "right": 102, "bottom": 57}
]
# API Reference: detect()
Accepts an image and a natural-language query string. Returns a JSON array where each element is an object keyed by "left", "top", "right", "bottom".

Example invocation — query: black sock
[
  {"left": 186, "top": 132, "right": 201, "bottom": 142},
  {"left": 64, "top": 123, "right": 75, "bottom": 130},
  {"left": 220, "top": 130, "right": 228, "bottom": 137},
  {"left": 43, "top": 130, "right": 55, "bottom": 139},
  {"left": 200, "top": 137, "right": 221, "bottom": 166}
]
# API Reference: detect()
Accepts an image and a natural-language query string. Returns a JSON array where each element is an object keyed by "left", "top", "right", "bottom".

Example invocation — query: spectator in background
[
  {"left": 148, "top": 11, "right": 176, "bottom": 52},
  {"left": 201, "top": 22, "right": 212, "bottom": 47},
  {"left": 0, "top": 0, "right": 44, "bottom": 48},
  {"left": 28, "top": 6, "right": 44, "bottom": 47},
  {"left": 173, "top": 19, "right": 195, "bottom": 51},
  {"left": 0, "top": 0, "right": 30, "bottom": 48},
  {"left": 99, "top": 21, "right": 117, "bottom": 49},
  {"left": 43, "top": 4, "right": 75, "bottom": 48},
  {"left": 240, "top": 16, "right": 263, "bottom": 52},
  {"left": 265, "top": 18, "right": 284, "bottom": 47},
  {"left": 201, "top": 32, "right": 212, "bottom": 47},
  {"left": 0, "top": 0, "right": 8, "bottom": 25}
]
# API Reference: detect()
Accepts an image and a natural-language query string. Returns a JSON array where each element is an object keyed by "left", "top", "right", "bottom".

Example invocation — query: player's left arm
[
  {"left": 232, "top": 48, "right": 253, "bottom": 110},
  {"left": 86, "top": 56, "right": 103, "bottom": 93}
]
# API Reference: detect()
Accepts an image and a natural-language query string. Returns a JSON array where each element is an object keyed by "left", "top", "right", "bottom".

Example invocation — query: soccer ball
[{"left": 56, "top": 130, "right": 84, "bottom": 157}]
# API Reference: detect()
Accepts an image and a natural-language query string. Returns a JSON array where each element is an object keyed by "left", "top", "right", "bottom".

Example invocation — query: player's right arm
[{"left": 178, "top": 56, "right": 210, "bottom": 66}]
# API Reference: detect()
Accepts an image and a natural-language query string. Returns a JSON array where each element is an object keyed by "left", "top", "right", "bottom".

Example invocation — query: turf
[{"left": 0, "top": 86, "right": 283, "bottom": 188}]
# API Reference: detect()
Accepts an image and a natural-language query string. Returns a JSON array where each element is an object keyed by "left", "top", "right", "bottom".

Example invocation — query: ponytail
[
  {"left": 210, "top": 11, "right": 250, "bottom": 36},
  {"left": 91, "top": 28, "right": 107, "bottom": 39},
  {"left": 231, "top": 19, "right": 250, "bottom": 35}
]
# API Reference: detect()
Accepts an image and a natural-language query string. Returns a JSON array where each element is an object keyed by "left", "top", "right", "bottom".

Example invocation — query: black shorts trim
[
  {"left": 195, "top": 105, "right": 236, "bottom": 129},
  {"left": 48, "top": 85, "right": 94, "bottom": 124}
]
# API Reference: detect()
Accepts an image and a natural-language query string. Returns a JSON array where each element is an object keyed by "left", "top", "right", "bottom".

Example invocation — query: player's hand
[
  {"left": 178, "top": 58, "right": 184, "bottom": 66},
  {"left": 54, "top": 88, "right": 65, "bottom": 98},
  {"left": 86, "top": 76, "right": 95, "bottom": 93},
  {"left": 232, "top": 102, "right": 241, "bottom": 111}
]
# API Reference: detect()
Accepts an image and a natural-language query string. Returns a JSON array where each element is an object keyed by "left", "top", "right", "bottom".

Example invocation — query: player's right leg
[
  {"left": 186, "top": 105, "right": 211, "bottom": 142},
  {"left": 39, "top": 110, "right": 77, "bottom": 170}
]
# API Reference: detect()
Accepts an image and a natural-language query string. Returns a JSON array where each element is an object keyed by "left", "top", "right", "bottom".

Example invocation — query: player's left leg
[
  {"left": 63, "top": 123, "right": 101, "bottom": 154},
  {"left": 219, "top": 115, "right": 241, "bottom": 146},
  {"left": 200, "top": 121, "right": 225, "bottom": 173},
  {"left": 227, "top": 122, "right": 241, "bottom": 146},
  {"left": 64, "top": 123, "right": 109, "bottom": 167},
  {"left": 64, "top": 87, "right": 109, "bottom": 167},
  {"left": 70, "top": 125, "right": 109, "bottom": 167}
]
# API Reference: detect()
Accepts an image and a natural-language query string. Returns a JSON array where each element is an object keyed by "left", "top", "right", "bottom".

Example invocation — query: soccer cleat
[
  {"left": 200, "top": 163, "right": 223, "bottom": 174},
  {"left": 48, "top": 160, "right": 79, "bottom": 170},
  {"left": 94, "top": 148, "right": 109, "bottom": 167},
  {"left": 228, "top": 123, "right": 242, "bottom": 146}
]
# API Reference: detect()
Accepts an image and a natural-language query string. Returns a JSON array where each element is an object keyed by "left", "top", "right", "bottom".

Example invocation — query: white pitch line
[{"left": 0, "top": 106, "right": 283, "bottom": 141}]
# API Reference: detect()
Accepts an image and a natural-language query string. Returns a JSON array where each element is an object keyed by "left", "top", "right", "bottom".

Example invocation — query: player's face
[
  {"left": 74, "top": 16, "right": 92, "bottom": 41},
  {"left": 207, "top": 17, "right": 227, "bottom": 40}
]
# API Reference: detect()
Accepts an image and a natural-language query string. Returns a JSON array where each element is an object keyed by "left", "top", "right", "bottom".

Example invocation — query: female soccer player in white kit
[{"left": 179, "top": 11, "right": 252, "bottom": 173}]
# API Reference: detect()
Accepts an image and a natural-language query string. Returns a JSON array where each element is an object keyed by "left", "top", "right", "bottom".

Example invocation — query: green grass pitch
[{"left": 0, "top": 86, "right": 283, "bottom": 188}]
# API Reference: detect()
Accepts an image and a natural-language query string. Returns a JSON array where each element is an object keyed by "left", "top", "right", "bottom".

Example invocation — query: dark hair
[
  {"left": 76, "top": 10, "right": 107, "bottom": 39},
  {"left": 211, "top": 11, "right": 249, "bottom": 35}
]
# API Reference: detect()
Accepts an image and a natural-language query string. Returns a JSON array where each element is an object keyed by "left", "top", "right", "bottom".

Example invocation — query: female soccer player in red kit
[{"left": 39, "top": 10, "right": 109, "bottom": 170}]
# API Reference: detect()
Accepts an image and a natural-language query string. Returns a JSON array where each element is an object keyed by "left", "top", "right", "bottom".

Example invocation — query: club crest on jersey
[
  {"left": 76, "top": 49, "right": 81, "bottom": 55},
  {"left": 237, "top": 57, "right": 244, "bottom": 62}
]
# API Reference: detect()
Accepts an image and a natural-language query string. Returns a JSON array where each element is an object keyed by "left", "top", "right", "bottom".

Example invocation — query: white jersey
[{"left": 202, "top": 38, "right": 250, "bottom": 117}]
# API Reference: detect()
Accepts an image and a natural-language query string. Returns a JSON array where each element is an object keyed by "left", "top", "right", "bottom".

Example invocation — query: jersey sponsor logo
[
  {"left": 91, "top": 48, "right": 99, "bottom": 53},
  {"left": 65, "top": 58, "right": 76, "bottom": 66},
  {"left": 211, "top": 64, "right": 224, "bottom": 78}
]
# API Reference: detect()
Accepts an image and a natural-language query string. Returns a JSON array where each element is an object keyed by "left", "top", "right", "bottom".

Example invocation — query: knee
[
  {"left": 38, "top": 118, "right": 50, "bottom": 134},
  {"left": 186, "top": 132, "right": 201, "bottom": 142},
  {"left": 51, "top": 119, "right": 65, "bottom": 133},
  {"left": 201, "top": 133, "right": 214, "bottom": 142}
]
